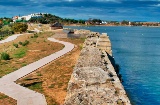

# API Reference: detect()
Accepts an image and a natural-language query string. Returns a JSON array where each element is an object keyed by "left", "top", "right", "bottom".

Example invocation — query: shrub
[
  {"left": 19, "top": 40, "right": 29, "bottom": 46},
  {"left": 19, "top": 41, "right": 23, "bottom": 45},
  {"left": 0, "top": 37, "right": 3, "bottom": 40},
  {"left": 13, "top": 43, "right": 18, "bottom": 48},
  {"left": 1, "top": 52, "right": 10, "bottom": 60},
  {"left": 22, "top": 40, "right": 29, "bottom": 46},
  {"left": 11, "top": 23, "right": 28, "bottom": 33},
  {"left": 34, "top": 33, "right": 38, "bottom": 38}
]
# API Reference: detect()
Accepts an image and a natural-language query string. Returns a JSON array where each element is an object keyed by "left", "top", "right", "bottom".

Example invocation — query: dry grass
[
  {"left": 0, "top": 32, "right": 63, "bottom": 78},
  {"left": 27, "top": 24, "right": 50, "bottom": 31},
  {"left": 0, "top": 31, "right": 64, "bottom": 104},
  {"left": 0, "top": 93, "right": 17, "bottom": 105},
  {"left": 16, "top": 37, "right": 85, "bottom": 105},
  {"left": 0, "top": 29, "right": 85, "bottom": 105}
]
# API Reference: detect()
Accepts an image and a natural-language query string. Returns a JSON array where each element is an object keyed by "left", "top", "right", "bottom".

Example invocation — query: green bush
[
  {"left": 19, "top": 41, "right": 22, "bottom": 45},
  {"left": 19, "top": 40, "right": 29, "bottom": 46},
  {"left": 11, "top": 23, "right": 28, "bottom": 33},
  {"left": 13, "top": 43, "right": 18, "bottom": 48},
  {"left": 1, "top": 52, "right": 10, "bottom": 60},
  {"left": 0, "top": 37, "right": 3, "bottom": 40},
  {"left": 22, "top": 40, "right": 29, "bottom": 46}
]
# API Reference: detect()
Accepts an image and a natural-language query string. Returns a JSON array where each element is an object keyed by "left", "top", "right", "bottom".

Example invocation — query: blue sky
[{"left": 0, "top": 0, "right": 160, "bottom": 21}]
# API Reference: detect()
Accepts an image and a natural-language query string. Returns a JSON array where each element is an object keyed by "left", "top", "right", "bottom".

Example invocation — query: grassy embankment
[
  {"left": 0, "top": 31, "right": 64, "bottom": 105},
  {"left": 16, "top": 37, "right": 85, "bottom": 105}
]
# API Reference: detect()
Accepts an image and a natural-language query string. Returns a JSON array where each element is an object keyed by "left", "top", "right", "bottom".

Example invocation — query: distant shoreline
[{"left": 64, "top": 24, "right": 160, "bottom": 27}]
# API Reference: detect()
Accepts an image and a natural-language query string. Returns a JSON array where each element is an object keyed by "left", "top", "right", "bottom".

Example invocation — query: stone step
[{"left": 97, "top": 42, "right": 111, "bottom": 47}]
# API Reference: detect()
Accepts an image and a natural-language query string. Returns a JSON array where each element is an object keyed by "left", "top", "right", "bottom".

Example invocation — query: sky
[{"left": 0, "top": 0, "right": 160, "bottom": 22}]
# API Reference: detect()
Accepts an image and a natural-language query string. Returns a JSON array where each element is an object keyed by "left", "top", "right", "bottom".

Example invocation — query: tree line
[{"left": 29, "top": 13, "right": 86, "bottom": 24}]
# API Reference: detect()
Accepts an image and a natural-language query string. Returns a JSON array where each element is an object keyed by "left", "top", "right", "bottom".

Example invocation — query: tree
[
  {"left": 92, "top": 19, "right": 102, "bottom": 24},
  {"left": 11, "top": 23, "right": 28, "bottom": 33},
  {"left": 121, "top": 20, "right": 129, "bottom": 25}
]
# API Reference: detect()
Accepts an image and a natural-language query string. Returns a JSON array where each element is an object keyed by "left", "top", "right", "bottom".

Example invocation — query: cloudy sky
[{"left": 0, "top": 0, "right": 160, "bottom": 21}]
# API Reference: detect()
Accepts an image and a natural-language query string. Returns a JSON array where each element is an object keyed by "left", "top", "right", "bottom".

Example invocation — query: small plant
[
  {"left": 13, "top": 43, "right": 18, "bottom": 48},
  {"left": 21, "top": 63, "right": 27, "bottom": 67},
  {"left": 1, "top": 52, "right": 10, "bottom": 60},
  {"left": 22, "top": 40, "right": 29, "bottom": 46},
  {"left": 37, "top": 73, "right": 42, "bottom": 76},
  {"left": 34, "top": 33, "right": 38, "bottom": 38},
  {"left": 79, "top": 44, "right": 83, "bottom": 50},
  {"left": 0, "top": 37, "right": 3, "bottom": 40},
  {"left": 19, "top": 41, "right": 23, "bottom": 45},
  {"left": 18, "top": 40, "right": 29, "bottom": 46}
]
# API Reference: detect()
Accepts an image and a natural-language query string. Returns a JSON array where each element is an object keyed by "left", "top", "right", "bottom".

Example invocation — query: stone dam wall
[{"left": 64, "top": 30, "right": 131, "bottom": 105}]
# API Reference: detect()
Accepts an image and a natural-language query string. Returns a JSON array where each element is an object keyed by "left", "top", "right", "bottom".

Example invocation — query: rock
[{"left": 64, "top": 29, "right": 131, "bottom": 105}]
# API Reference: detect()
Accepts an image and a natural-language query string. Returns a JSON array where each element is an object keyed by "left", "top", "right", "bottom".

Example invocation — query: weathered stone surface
[
  {"left": 64, "top": 67, "right": 130, "bottom": 105},
  {"left": 76, "top": 47, "right": 106, "bottom": 70},
  {"left": 74, "top": 29, "right": 91, "bottom": 35},
  {"left": 64, "top": 29, "right": 131, "bottom": 105},
  {"left": 96, "top": 34, "right": 112, "bottom": 56}
]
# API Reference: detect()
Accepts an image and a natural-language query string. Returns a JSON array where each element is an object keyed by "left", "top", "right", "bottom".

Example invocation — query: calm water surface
[{"left": 64, "top": 26, "right": 160, "bottom": 105}]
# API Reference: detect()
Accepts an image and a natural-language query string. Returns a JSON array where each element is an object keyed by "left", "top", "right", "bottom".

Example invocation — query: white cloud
[
  {"left": 96, "top": 0, "right": 120, "bottom": 2},
  {"left": 64, "top": 0, "right": 74, "bottom": 1},
  {"left": 29, "top": 0, "right": 78, "bottom": 3},
  {"left": 139, "top": 0, "right": 160, "bottom": 1},
  {"left": 151, "top": 3, "right": 160, "bottom": 7}
]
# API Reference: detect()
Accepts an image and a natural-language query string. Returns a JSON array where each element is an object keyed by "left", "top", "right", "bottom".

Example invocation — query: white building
[{"left": 13, "top": 13, "right": 47, "bottom": 22}]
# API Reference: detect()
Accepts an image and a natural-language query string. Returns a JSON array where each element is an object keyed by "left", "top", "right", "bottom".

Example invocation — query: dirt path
[{"left": 0, "top": 34, "right": 74, "bottom": 105}]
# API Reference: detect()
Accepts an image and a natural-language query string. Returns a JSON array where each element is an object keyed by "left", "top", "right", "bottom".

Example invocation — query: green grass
[
  {"left": 13, "top": 47, "right": 27, "bottom": 58},
  {"left": 48, "top": 84, "right": 55, "bottom": 88},
  {"left": 37, "top": 73, "right": 42, "bottom": 76},
  {"left": 0, "top": 94, "right": 8, "bottom": 99},
  {"left": 27, "top": 82, "right": 43, "bottom": 92},
  {"left": 21, "top": 63, "right": 27, "bottom": 67}
]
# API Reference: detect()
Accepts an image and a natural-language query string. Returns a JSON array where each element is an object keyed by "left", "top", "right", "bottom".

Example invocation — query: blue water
[{"left": 64, "top": 26, "right": 160, "bottom": 105}]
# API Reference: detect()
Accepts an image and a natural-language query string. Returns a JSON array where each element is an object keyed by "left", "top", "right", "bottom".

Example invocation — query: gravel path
[{"left": 0, "top": 34, "right": 74, "bottom": 105}]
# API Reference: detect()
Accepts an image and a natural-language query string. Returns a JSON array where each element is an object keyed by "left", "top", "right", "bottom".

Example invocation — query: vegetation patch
[
  {"left": 16, "top": 37, "right": 85, "bottom": 105},
  {"left": 0, "top": 94, "right": 8, "bottom": 99},
  {"left": 11, "top": 23, "right": 28, "bottom": 33},
  {"left": 25, "top": 82, "right": 43, "bottom": 92},
  {"left": 13, "top": 47, "right": 27, "bottom": 58},
  {"left": 0, "top": 52, "right": 10, "bottom": 60},
  {"left": 18, "top": 40, "right": 29, "bottom": 46},
  {"left": 0, "top": 93, "right": 17, "bottom": 105},
  {"left": 13, "top": 43, "right": 18, "bottom": 48}
]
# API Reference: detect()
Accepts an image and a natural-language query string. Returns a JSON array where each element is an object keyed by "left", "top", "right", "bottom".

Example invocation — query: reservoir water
[{"left": 64, "top": 26, "right": 160, "bottom": 105}]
